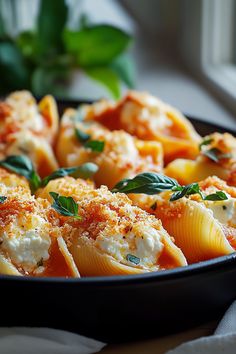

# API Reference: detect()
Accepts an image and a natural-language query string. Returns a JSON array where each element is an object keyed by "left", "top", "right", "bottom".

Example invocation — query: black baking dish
[{"left": 0, "top": 100, "right": 236, "bottom": 343}]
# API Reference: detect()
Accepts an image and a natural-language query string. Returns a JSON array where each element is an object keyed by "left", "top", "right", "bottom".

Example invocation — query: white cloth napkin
[
  {"left": 166, "top": 300, "right": 236, "bottom": 354},
  {"left": 0, "top": 327, "right": 106, "bottom": 354}
]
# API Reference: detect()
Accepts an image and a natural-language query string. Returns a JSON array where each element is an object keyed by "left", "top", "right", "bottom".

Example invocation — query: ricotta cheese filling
[
  {"left": 0, "top": 214, "right": 51, "bottom": 273},
  {"left": 95, "top": 224, "right": 163, "bottom": 269},
  {"left": 205, "top": 198, "right": 236, "bottom": 226}
]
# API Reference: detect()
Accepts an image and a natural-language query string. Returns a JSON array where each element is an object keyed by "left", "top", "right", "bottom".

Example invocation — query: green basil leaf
[
  {"left": 75, "top": 128, "right": 90, "bottom": 143},
  {"left": 0, "top": 196, "right": 7, "bottom": 204},
  {"left": 0, "top": 155, "right": 41, "bottom": 192},
  {"left": 110, "top": 54, "right": 135, "bottom": 88},
  {"left": 85, "top": 67, "right": 121, "bottom": 99},
  {"left": 0, "top": 155, "right": 34, "bottom": 177},
  {"left": 112, "top": 173, "right": 179, "bottom": 195},
  {"left": 84, "top": 140, "right": 105, "bottom": 152},
  {"left": 63, "top": 25, "right": 131, "bottom": 67},
  {"left": 203, "top": 191, "right": 228, "bottom": 201},
  {"left": 36, "top": 0, "right": 68, "bottom": 56},
  {"left": 42, "top": 163, "right": 98, "bottom": 187},
  {"left": 70, "top": 162, "right": 99, "bottom": 179},
  {"left": 50, "top": 192, "right": 81, "bottom": 219},
  {"left": 199, "top": 137, "right": 213, "bottom": 150},
  {"left": 126, "top": 254, "right": 140, "bottom": 265}
]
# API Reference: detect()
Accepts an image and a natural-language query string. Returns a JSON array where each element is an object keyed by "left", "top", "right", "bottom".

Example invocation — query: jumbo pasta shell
[
  {"left": 69, "top": 237, "right": 147, "bottom": 276},
  {"left": 158, "top": 200, "right": 234, "bottom": 263},
  {"left": 83, "top": 91, "right": 201, "bottom": 163},
  {"left": 69, "top": 232, "right": 187, "bottom": 277},
  {"left": 5, "top": 130, "right": 58, "bottom": 178}
]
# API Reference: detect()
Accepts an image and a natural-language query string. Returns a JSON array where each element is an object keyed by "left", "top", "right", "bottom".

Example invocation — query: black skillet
[{"left": 0, "top": 99, "right": 236, "bottom": 343}]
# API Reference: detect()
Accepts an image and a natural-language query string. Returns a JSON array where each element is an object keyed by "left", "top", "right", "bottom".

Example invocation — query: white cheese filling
[
  {"left": 1, "top": 215, "right": 51, "bottom": 273},
  {"left": 96, "top": 224, "right": 163, "bottom": 269},
  {"left": 205, "top": 198, "right": 236, "bottom": 226}
]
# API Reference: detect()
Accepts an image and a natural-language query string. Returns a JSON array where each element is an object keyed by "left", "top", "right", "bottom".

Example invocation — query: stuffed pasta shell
[
  {"left": 82, "top": 90, "right": 201, "bottom": 163},
  {"left": 4, "top": 90, "right": 59, "bottom": 144},
  {"left": 0, "top": 179, "right": 79, "bottom": 277},
  {"left": 165, "top": 133, "right": 236, "bottom": 186},
  {"left": 144, "top": 176, "right": 236, "bottom": 263},
  {"left": 56, "top": 108, "right": 163, "bottom": 188},
  {"left": 0, "top": 91, "right": 59, "bottom": 177},
  {"left": 38, "top": 178, "right": 187, "bottom": 276}
]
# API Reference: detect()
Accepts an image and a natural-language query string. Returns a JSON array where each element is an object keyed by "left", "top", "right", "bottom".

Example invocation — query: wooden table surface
[{"left": 101, "top": 322, "right": 216, "bottom": 353}]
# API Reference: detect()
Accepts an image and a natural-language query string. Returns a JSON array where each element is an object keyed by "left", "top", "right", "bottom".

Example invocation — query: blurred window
[{"left": 181, "top": 0, "right": 236, "bottom": 113}]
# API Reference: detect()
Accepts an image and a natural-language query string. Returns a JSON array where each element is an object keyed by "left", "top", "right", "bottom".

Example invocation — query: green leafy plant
[
  {"left": 0, "top": 0, "right": 134, "bottom": 99},
  {"left": 112, "top": 172, "right": 228, "bottom": 202}
]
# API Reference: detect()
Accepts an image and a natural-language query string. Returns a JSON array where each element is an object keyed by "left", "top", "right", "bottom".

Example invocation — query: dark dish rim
[{"left": 0, "top": 98, "right": 236, "bottom": 285}]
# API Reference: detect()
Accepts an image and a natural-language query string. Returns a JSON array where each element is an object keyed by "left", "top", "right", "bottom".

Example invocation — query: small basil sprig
[
  {"left": 49, "top": 192, "right": 81, "bottom": 219},
  {"left": 75, "top": 128, "right": 105, "bottom": 152},
  {"left": 41, "top": 163, "right": 98, "bottom": 187},
  {"left": 170, "top": 184, "right": 228, "bottom": 201},
  {"left": 112, "top": 172, "right": 228, "bottom": 202},
  {"left": 202, "top": 148, "right": 232, "bottom": 163},
  {"left": 0, "top": 155, "right": 41, "bottom": 193},
  {"left": 170, "top": 183, "right": 204, "bottom": 201},
  {"left": 0, "top": 196, "right": 7, "bottom": 204},
  {"left": 199, "top": 138, "right": 232, "bottom": 162}
]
